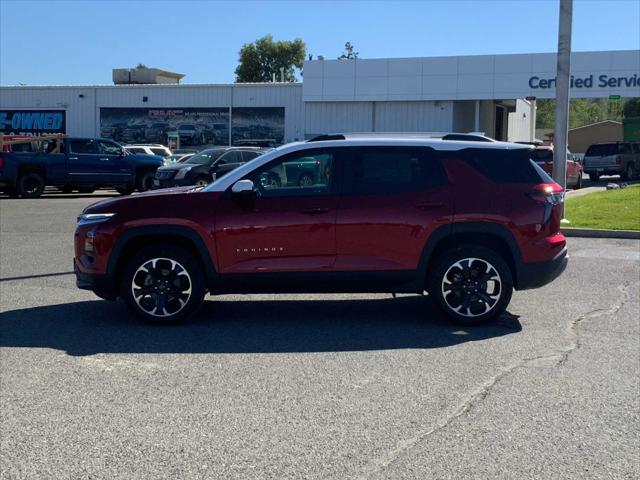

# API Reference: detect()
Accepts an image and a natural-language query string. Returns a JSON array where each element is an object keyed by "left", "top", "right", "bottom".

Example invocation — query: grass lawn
[{"left": 565, "top": 184, "right": 640, "bottom": 231}]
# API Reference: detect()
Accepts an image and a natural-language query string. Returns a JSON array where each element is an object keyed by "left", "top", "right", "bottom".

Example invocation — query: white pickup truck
[{"left": 583, "top": 141, "right": 640, "bottom": 182}]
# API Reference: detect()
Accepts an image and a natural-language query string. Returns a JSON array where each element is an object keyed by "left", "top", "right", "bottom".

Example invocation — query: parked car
[
  {"left": 177, "top": 124, "right": 206, "bottom": 145},
  {"left": 163, "top": 152, "right": 195, "bottom": 166},
  {"left": 530, "top": 145, "right": 583, "bottom": 189},
  {"left": 124, "top": 144, "right": 172, "bottom": 158},
  {"left": 74, "top": 134, "right": 568, "bottom": 326},
  {"left": 583, "top": 142, "right": 640, "bottom": 181},
  {"left": 153, "top": 147, "right": 263, "bottom": 188},
  {"left": 0, "top": 137, "right": 163, "bottom": 197},
  {"left": 121, "top": 124, "right": 147, "bottom": 143}
]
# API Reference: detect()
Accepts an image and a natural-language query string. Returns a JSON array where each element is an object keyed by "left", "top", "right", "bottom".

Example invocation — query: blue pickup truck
[{"left": 0, "top": 137, "right": 163, "bottom": 197}]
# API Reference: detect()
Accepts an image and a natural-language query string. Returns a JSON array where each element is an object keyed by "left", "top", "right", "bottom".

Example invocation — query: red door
[
  {"left": 214, "top": 148, "right": 341, "bottom": 274},
  {"left": 335, "top": 147, "right": 452, "bottom": 271}
]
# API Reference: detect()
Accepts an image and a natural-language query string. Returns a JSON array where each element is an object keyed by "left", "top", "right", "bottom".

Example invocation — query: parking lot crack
[{"left": 358, "top": 282, "right": 636, "bottom": 479}]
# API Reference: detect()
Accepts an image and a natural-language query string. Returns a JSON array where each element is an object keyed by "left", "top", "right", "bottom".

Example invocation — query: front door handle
[
  {"left": 99, "top": 158, "right": 110, "bottom": 161},
  {"left": 416, "top": 202, "right": 444, "bottom": 210},
  {"left": 300, "top": 207, "right": 330, "bottom": 215},
  {"left": 69, "top": 157, "right": 78, "bottom": 160}
]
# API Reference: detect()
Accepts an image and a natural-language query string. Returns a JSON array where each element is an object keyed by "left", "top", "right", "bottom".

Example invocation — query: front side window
[
  {"left": 343, "top": 147, "right": 445, "bottom": 195},
  {"left": 70, "top": 140, "right": 96, "bottom": 154},
  {"left": 99, "top": 141, "right": 121, "bottom": 155},
  {"left": 245, "top": 149, "right": 336, "bottom": 197}
]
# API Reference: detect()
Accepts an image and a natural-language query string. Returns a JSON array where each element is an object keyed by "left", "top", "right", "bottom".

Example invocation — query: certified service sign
[{"left": 0, "top": 110, "right": 66, "bottom": 135}]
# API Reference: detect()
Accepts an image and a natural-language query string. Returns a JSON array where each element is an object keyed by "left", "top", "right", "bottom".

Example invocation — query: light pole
[{"left": 552, "top": 0, "right": 573, "bottom": 219}]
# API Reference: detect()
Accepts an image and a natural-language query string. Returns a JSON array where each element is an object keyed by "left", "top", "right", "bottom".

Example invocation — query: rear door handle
[
  {"left": 300, "top": 207, "right": 330, "bottom": 215},
  {"left": 69, "top": 157, "right": 78, "bottom": 160},
  {"left": 99, "top": 158, "right": 110, "bottom": 161},
  {"left": 416, "top": 202, "right": 444, "bottom": 210}
]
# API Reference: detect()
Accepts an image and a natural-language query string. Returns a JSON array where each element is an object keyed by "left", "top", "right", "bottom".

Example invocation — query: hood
[
  {"left": 82, "top": 186, "right": 201, "bottom": 214},
  {"left": 157, "top": 162, "right": 200, "bottom": 172}
]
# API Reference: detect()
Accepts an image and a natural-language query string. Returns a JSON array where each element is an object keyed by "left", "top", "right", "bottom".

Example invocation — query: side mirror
[
  {"left": 232, "top": 179, "right": 255, "bottom": 195},
  {"left": 119, "top": 149, "right": 127, "bottom": 157}
]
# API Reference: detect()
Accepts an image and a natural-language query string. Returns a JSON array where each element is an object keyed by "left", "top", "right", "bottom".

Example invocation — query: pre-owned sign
[{"left": 0, "top": 110, "right": 66, "bottom": 135}]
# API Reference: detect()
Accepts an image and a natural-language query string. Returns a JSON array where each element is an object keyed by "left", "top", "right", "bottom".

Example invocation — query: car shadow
[{"left": 0, "top": 296, "right": 522, "bottom": 356}]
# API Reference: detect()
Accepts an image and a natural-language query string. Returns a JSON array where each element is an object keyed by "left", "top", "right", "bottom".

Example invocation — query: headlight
[
  {"left": 174, "top": 167, "right": 192, "bottom": 180},
  {"left": 77, "top": 213, "right": 116, "bottom": 226}
]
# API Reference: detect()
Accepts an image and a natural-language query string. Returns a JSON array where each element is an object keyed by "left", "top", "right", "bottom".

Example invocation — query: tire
[
  {"left": 120, "top": 244, "right": 206, "bottom": 324},
  {"left": 116, "top": 186, "right": 134, "bottom": 195},
  {"left": 194, "top": 176, "right": 210, "bottom": 187},
  {"left": 17, "top": 172, "right": 45, "bottom": 198},
  {"left": 60, "top": 186, "right": 74, "bottom": 194},
  {"left": 136, "top": 171, "right": 155, "bottom": 192},
  {"left": 621, "top": 164, "right": 633, "bottom": 181},
  {"left": 427, "top": 245, "right": 513, "bottom": 326},
  {"left": 588, "top": 173, "right": 600, "bottom": 182},
  {"left": 574, "top": 173, "right": 583, "bottom": 190}
]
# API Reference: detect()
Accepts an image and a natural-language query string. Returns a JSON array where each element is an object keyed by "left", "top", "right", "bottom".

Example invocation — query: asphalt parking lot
[{"left": 1, "top": 191, "right": 638, "bottom": 479}]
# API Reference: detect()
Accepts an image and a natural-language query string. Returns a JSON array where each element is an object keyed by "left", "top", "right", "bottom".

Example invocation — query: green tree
[
  {"left": 235, "top": 35, "right": 306, "bottom": 83},
  {"left": 623, "top": 98, "right": 640, "bottom": 118},
  {"left": 339, "top": 42, "right": 358, "bottom": 60},
  {"left": 536, "top": 98, "right": 632, "bottom": 129}
]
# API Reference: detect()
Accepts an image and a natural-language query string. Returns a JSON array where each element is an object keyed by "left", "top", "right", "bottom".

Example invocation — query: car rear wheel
[
  {"left": 137, "top": 171, "right": 155, "bottom": 192},
  {"left": 17, "top": 172, "right": 45, "bottom": 198},
  {"left": 428, "top": 245, "right": 513, "bottom": 326},
  {"left": 121, "top": 245, "right": 205, "bottom": 324},
  {"left": 621, "top": 164, "right": 633, "bottom": 181},
  {"left": 574, "top": 173, "right": 583, "bottom": 189}
]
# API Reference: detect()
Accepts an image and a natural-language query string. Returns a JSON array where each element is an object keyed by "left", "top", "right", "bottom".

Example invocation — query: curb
[{"left": 562, "top": 228, "right": 640, "bottom": 239}]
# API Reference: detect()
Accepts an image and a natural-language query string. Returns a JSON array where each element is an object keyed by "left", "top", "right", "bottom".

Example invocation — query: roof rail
[
  {"left": 441, "top": 133, "right": 495, "bottom": 142},
  {"left": 307, "top": 134, "right": 346, "bottom": 142}
]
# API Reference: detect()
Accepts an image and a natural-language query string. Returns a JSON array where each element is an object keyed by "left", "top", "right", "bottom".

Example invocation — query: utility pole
[{"left": 552, "top": 0, "right": 573, "bottom": 218}]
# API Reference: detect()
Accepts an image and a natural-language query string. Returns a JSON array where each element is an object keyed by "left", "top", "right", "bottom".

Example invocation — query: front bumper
[
  {"left": 74, "top": 259, "right": 117, "bottom": 300},
  {"left": 516, "top": 246, "right": 568, "bottom": 290},
  {"left": 153, "top": 177, "right": 194, "bottom": 189}
]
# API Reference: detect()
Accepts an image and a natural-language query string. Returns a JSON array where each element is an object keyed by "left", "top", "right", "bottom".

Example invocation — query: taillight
[{"left": 528, "top": 183, "right": 564, "bottom": 205}]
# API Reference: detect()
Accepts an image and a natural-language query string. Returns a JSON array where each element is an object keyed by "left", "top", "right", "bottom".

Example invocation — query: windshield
[
  {"left": 203, "top": 149, "right": 275, "bottom": 191},
  {"left": 185, "top": 150, "right": 223, "bottom": 165},
  {"left": 531, "top": 149, "right": 554, "bottom": 161},
  {"left": 585, "top": 144, "right": 619, "bottom": 156}
]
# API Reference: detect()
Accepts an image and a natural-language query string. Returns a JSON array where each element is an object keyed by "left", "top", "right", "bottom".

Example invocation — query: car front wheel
[
  {"left": 428, "top": 246, "right": 513, "bottom": 326},
  {"left": 121, "top": 245, "right": 206, "bottom": 323}
]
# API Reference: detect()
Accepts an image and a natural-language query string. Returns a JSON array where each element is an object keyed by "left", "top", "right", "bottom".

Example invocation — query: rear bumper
[
  {"left": 516, "top": 246, "right": 568, "bottom": 290},
  {"left": 74, "top": 259, "right": 117, "bottom": 300}
]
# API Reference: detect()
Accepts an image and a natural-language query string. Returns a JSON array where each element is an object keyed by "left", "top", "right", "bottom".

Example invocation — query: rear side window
[
  {"left": 585, "top": 144, "right": 618, "bottom": 156},
  {"left": 150, "top": 148, "right": 169, "bottom": 157},
  {"left": 344, "top": 147, "right": 447, "bottom": 195},
  {"left": 530, "top": 149, "right": 554, "bottom": 162},
  {"left": 127, "top": 147, "right": 145, "bottom": 154},
  {"left": 242, "top": 151, "right": 260, "bottom": 162},
  {"left": 70, "top": 140, "right": 96, "bottom": 154},
  {"left": 456, "top": 148, "right": 541, "bottom": 184}
]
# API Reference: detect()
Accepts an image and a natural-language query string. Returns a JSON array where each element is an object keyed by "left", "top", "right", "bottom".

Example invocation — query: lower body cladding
[{"left": 74, "top": 247, "right": 568, "bottom": 299}]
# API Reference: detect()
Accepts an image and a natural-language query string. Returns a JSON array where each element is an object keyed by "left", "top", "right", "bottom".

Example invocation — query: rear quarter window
[
  {"left": 585, "top": 144, "right": 618, "bottom": 156},
  {"left": 454, "top": 148, "right": 541, "bottom": 184}
]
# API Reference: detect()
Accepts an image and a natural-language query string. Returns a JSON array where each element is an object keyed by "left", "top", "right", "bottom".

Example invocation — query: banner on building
[
  {"left": 100, "top": 107, "right": 285, "bottom": 147},
  {"left": 0, "top": 110, "right": 66, "bottom": 135}
]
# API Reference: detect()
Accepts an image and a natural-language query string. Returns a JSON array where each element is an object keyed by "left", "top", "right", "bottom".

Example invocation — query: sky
[{"left": 1, "top": 0, "right": 639, "bottom": 86}]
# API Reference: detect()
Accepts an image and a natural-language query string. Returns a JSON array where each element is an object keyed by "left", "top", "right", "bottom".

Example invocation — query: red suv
[{"left": 74, "top": 135, "right": 568, "bottom": 326}]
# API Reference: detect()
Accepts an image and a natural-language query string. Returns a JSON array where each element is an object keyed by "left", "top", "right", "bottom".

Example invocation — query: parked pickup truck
[
  {"left": 0, "top": 137, "right": 163, "bottom": 197},
  {"left": 583, "top": 141, "right": 640, "bottom": 182}
]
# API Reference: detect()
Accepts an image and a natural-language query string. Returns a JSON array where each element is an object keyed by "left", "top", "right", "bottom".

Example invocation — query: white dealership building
[{"left": 1, "top": 49, "right": 638, "bottom": 145}]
